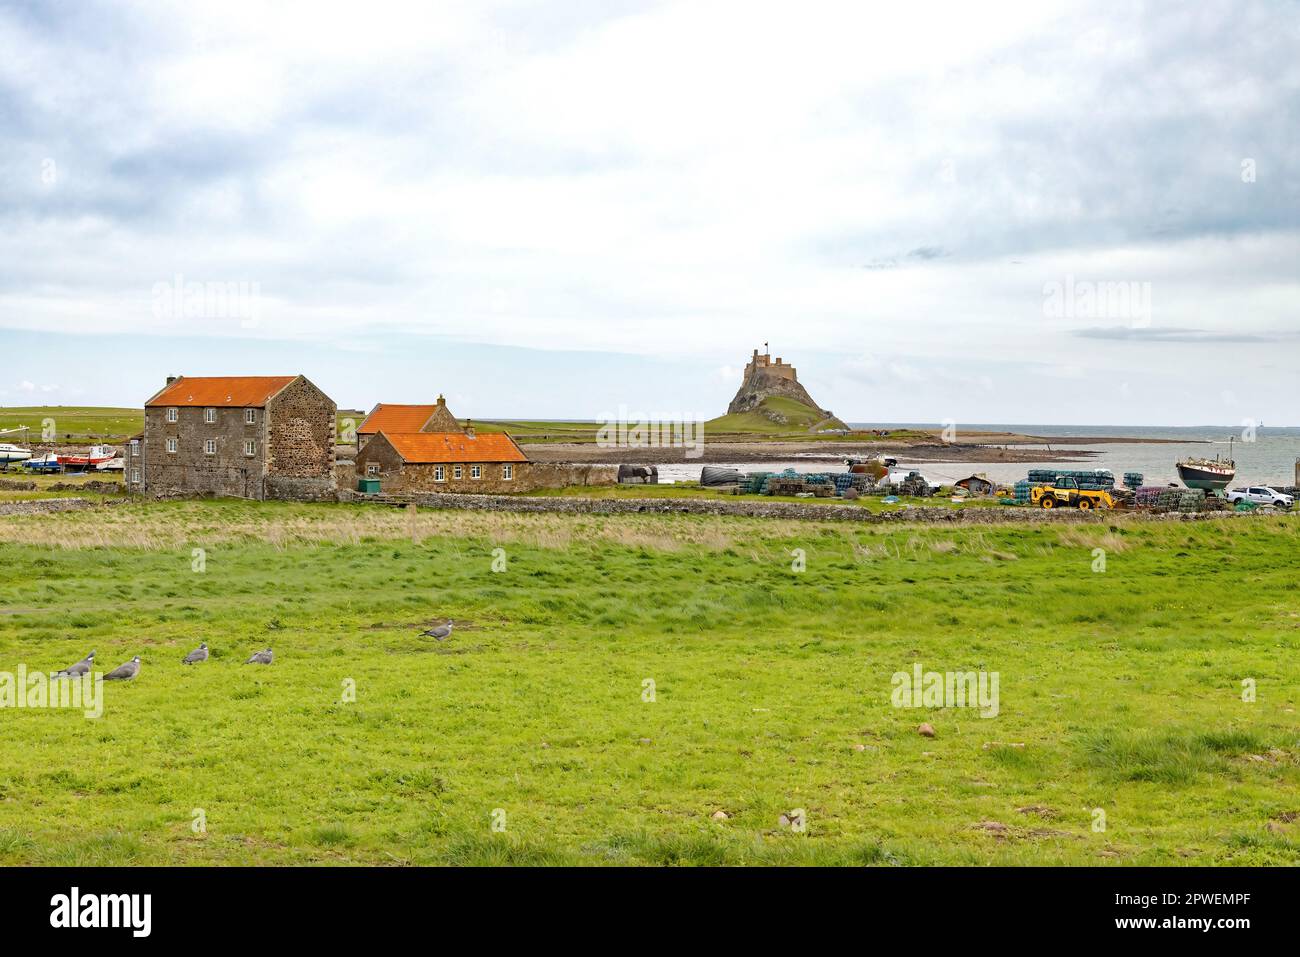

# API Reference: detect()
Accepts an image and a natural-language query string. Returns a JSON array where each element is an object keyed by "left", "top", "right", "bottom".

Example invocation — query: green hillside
[{"left": 705, "top": 396, "right": 848, "bottom": 434}]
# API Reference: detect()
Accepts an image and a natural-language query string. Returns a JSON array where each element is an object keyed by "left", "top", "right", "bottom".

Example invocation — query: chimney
[
  {"left": 166, "top": 375, "right": 179, "bottom": 386},
  {"left": 464, "top": 419, "right": 475, "bottom": 438},
  {"left": 437, "top": 394, "right": 446, "bottom": 407}
]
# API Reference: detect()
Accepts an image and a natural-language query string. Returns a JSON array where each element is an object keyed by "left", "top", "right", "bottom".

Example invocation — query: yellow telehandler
[{"left": 1030, "top": 476, "right": 1117, "bottom": 510}]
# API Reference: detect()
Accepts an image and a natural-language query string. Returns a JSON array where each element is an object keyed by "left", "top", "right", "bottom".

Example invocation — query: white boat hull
[{"left": 0, "top": 444, "right": 33, "bottom": 465}]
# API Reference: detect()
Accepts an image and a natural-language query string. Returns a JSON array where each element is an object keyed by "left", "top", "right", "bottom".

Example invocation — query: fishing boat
[
  {"left": 0, "top": 443, "right": 33, "bottom": 465},
  {"left": 56, "top": 445, "right": 115, "bottom": 471},
  {"left": 22, "top": 453, "right": 61, "bottom": 473},
  {"left": 1176, "top": 455, "right": 1236, "bottom": 491}
]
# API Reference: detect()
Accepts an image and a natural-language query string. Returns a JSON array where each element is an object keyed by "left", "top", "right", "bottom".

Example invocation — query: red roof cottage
[{"left": 354, "top": 429, "right": 529, "bottom": 493}]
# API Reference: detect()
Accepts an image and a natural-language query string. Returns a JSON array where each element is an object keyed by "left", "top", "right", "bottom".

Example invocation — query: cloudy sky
[{"left": 1, "top": 0, "right": 1296, "bottom": 424}]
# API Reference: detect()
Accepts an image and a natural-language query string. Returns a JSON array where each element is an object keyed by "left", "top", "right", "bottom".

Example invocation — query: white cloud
[{"left": 0, "top": 0, "right": 1296, "bottom": 422}]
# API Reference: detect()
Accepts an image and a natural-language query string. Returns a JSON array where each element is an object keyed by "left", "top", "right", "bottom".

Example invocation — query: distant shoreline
[{"left": 523, "top": 440, "right": 1107, "bottom": 465}]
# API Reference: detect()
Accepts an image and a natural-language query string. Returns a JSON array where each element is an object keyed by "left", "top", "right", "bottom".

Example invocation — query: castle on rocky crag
[{"left": 726, "top": 344, "right": 835, "bottom": 419}]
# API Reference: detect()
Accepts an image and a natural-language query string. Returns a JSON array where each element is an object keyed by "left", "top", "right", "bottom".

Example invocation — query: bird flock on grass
[
  {"left": 49, "top": 645, "right": 273, "bottom": 681},
  {"left": 46, "top": 620, "right": 453, "bottom": 682}
]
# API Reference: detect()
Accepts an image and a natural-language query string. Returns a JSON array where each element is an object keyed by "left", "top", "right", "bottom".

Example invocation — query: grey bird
[
  {"left": 182, "top": 642, "right": 208, "bottom": 665},
  {"left": 245, "top": 648, "right": 273, "bottom": 665},
  {"left": 419, "top": 620, "right": 453, "bottom": 641},
  {"left": 103, "top": 656, "right": 141, "bottom": 681},
  {"left": 52, "top": 651, "right": 95, "bottom": 678}
]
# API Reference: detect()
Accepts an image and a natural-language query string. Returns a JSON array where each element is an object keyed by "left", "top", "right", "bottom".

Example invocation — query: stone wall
[
  {"left": 141, "top": 405, "right": 267, "bottom": 499},
  {"left": 0, "top": 497, "right": 119, "bottom": 516},
  {"left": 358, "top": 492, "right": 1257, "bottom": 525},
  {"left": 426, "top": 397, "right": 461, "bottom": 432},
  {"left": 264, "top": 475, "right": 339, "bottom": 502},
  {"left": 266, "top": 377, "right": 336, "bottom": 480},
  {"left": 365, "top": 460, "right": 535, "bottom": 494},
  {"left": 353, "top": 438, "right": 615, "bottom": 494},
  {"left": 517, "top": 463, "right": 617, "bottom": 490}
]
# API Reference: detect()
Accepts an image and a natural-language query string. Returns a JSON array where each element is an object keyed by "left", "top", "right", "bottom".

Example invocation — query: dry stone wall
[{"left": 356, "top": 493, "right": 1259, "bottom": 525}]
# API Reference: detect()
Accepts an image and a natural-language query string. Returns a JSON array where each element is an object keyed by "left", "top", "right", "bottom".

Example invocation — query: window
[
  {"left": 244, "top": 440, "right": 256, "bottom": 457},
  {"left": 166, "top": 407, "right": 178, "bottom": 422},
  {"left": 367, "top": 464, "right": 380, "bottom": 476},
  {"left": 434, "top": 466, "right": 445, "bottom": 482},
  {"left": 245, "top": 408, "right": 257, "bottom": 425},
  {"left": 204, "top": 408, "right": 217, "bottom": 424},
  {"left": 129, "top": 439, "right": 140, "bottom": 453},
  {"left": 130, "top": 469, "right": 141, "bottom": 484},
  {"left": 470, "top": 465, "right": 482, "bottom": 479},
  {"left": 502, "top": 464, "right": 513, "bottom": 480},
  {"left": 204, "top": 439, "right": 217, "bottom": 455},
  {"left": 166, "top": 437, "right": 177, "bottom": 454},
  {"left": 453, "top": 465, "right": 463, "bottom": 480}
]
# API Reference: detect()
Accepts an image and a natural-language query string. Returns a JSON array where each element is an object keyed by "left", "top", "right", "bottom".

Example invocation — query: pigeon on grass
[
  {"left": 104, "top": 656, "right": 141, "bottom": 681},
  {"left": 183, "top": 642, "right": 209, "bottom": 664},
  {"left": 245, "top": 649, "right": 274, "bottom": 665},
  {"left": 419, "top": 620, "right": 454, "bottom": 641},
  {"left": 52, "top": 651, "right": 95, "bottom": 678}
]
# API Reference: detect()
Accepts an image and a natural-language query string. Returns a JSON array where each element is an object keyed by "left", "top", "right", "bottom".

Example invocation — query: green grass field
[
  {"left": 0, "top": 404, "right": 938, "bottom": 447},
  {"left": 0, "top": 407, "right": 143, "bottom": 444},
  {"left": 5, "top": 406, "right": 377, "bottom": 446},
  {"left": 0, "top": 500, "right": 1296, "bottom": 865}
]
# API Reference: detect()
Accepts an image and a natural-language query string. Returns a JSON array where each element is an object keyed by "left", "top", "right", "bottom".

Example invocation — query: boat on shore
[
  {"left": 22, "top": 453, "right": 61, "bottom": 473},
  {"left": 1176, "top": 455, "right": 1235, "bottom": 491},
  {"left": 0, "top": 443, "right": 33, "bottom": 466},
  {"left": 56, "top": 445, "right": 115, "bottom": 471}
]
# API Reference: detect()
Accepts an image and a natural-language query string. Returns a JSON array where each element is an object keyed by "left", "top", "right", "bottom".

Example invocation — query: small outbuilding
[{"left": 955, "top": 474, "right": 996, "bottom": 496}]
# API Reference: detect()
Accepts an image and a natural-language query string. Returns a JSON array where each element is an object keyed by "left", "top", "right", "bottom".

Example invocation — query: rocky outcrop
[{"left": 726, "top": 348, "right": 835, "bottom": 422}]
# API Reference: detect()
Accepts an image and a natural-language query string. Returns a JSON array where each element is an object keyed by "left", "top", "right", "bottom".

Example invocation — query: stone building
[
  {"left": 131, "top": 375, "right": 337, "bottom": 500},
  {"left": 355, "top": 429, "right": 530, "bottom": 493},
  {"left": 354, "top": 429, "right": 617, "bottom": 494},
  {"left": 355, "top": 396, "right": 462, "bottom": 451}
]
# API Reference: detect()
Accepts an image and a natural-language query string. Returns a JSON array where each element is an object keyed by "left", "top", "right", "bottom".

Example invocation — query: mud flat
[{"left": 523, "top": 439, "right": 1107, "bottom": 465}]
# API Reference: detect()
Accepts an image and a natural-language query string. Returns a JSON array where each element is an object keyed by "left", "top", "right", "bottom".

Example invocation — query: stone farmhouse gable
[{"left": 356, "top": 395, "right": 462, "bottom": 450}]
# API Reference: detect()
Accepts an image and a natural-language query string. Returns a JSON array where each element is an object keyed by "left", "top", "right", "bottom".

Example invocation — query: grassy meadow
[
  {"left": 0, "top": 407, "right": 142, "bottom": 444},
  {"left": 0, "top": 500, "right": 1297, "bottom": 866}
]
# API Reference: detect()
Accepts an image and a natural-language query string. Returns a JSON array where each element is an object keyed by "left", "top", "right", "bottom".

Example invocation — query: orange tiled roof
[
  {"left": 146, "top": 376, "right": 296, "bottom": 408},
  {"left": 357, "top": 404, "right": 438, "bottom": 435},
  {"left": 381, "top": 431, "right": 527, "bottom": 463}
]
